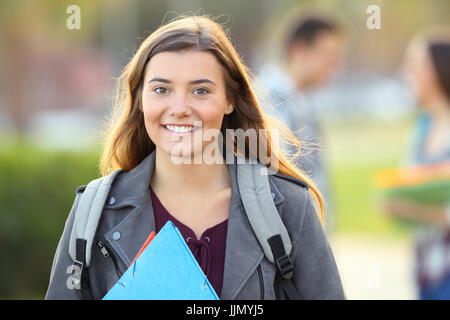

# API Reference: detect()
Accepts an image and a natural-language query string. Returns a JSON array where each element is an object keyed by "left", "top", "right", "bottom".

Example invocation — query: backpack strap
[
  {"left": 236, "top": 156, "right": 292, "bottom": 262},
  {"left": 236, "top": 155, "right": 302, "bottom": 299},
  {"left": 268, "top": 234, "right": 302, "bottom": 299},
  {"left": 68, "top": 169, "right": 123, "bottom": 295}
]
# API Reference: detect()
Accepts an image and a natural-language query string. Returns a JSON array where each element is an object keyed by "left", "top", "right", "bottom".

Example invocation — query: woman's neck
[{"left": 150, "top": 148, "right": 231, "bottom": 195}]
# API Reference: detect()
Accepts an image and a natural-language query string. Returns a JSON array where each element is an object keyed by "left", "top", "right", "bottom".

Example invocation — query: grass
[
  {"left": 331, "top": 162, "right": 401, "bottom": 234},
  {"left": 322, "top": 117, "right": 416, "bottom": 236}
]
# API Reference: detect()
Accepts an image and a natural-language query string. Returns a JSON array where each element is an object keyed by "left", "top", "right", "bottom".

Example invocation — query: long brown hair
[
  {"left": 408, "top": 26, "right": 450, "bottom": 104},
  {"left": 99, "top": 15, "right": 326, "bottom": 224}
]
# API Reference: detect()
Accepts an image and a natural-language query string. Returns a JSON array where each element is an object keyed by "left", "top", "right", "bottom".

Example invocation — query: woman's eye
[
  {"left": 153, "top": 87, "right": 169, "bottom": 95},
  {"left": 193, "top": 88, "right": 209, "bottom": 96}
]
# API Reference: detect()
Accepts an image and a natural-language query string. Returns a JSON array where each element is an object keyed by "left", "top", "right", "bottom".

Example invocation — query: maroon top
[{"left": 150, "top": 187, "right": 228, "bottom": 297}]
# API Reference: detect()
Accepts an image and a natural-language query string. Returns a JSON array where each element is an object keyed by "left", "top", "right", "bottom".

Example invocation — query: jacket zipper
[
  {"left": 257, "top": 265, "right": 264, "bottom": 300},
  {"left": 97, "top": 240, "right": 128, "bottom": 278}
]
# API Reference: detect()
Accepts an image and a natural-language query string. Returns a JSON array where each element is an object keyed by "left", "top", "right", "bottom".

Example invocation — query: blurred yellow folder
[{"left": 373, "top": 161, "right": 450, "bottom": 204}]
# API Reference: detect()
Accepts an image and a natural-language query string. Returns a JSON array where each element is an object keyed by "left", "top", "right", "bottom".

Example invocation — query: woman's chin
[{"left": 159, "top": 145, "right": 202, "bottom": 164}]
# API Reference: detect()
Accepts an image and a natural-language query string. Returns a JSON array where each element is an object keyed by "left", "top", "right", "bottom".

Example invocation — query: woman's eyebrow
[
  {"left": 147, "top": 77, "right": 170, "bottom": 84},
  {"left": 147, "top": 77, "right": 216, "bottom": 86},
  {"left": 190, "top": 79, "right": 217, "bottom": 86}
]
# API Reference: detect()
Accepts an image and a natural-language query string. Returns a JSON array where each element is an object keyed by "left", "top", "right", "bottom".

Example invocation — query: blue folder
[{"left": 102, "top": 221, "right": 219, "bottom": 300}]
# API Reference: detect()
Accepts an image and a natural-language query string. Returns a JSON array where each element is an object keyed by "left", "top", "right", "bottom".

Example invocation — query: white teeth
[{"left": 165, "top": 125, "right": 195, "bottom": 133}]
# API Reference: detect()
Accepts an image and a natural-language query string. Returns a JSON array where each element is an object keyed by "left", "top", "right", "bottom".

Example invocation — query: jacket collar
[
  {"left": 103, "top": 149, "right": 286, "bottom": 299},
  {"left": 105, "top": 151, "right": 157, "bottom": 207}
]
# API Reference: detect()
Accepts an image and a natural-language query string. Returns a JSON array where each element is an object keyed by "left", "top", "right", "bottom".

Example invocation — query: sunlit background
[{"left": 1, "top": 0, "right": 449, "bottom": 299}]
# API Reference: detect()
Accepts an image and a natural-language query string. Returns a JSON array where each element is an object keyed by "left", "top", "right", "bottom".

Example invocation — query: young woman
[
  {"left": 382, "top": 28, "right": 450, "bottom": 299},
  {"left": 45, "top": 15, "right": 344, "bottom": 300}
]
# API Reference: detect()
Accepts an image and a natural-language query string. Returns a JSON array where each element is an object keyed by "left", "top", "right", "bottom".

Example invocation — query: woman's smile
[{"left": 161, "top": 123, "right": 202, "bottom": 136}]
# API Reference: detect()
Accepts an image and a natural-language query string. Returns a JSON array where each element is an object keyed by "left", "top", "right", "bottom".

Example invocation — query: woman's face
[
  {"left": 141, "top": 49, "right": 234, "bottom": 160},
  {"left": 403, "top": 41, "right": 440, "bottom": 108}
]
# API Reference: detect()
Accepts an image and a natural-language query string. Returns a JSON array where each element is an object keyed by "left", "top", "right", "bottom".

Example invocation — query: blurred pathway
[{"left": 329, "top": 233, "right": 416, "bottom": 300}]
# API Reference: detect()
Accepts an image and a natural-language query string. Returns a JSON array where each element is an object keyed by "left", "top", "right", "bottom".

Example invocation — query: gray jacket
[{"left": 45, "top": 151, "right": 345, "bottom": 300}]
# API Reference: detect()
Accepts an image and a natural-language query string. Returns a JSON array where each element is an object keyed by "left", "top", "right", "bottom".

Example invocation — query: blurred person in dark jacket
[{"left": 258, "top": 14, "right": 345, "bottom": 233}]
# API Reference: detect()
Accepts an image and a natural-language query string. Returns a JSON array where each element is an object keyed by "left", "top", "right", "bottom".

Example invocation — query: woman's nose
[{"left": 168, "top": 93, "right": 192, "bottom": 117}]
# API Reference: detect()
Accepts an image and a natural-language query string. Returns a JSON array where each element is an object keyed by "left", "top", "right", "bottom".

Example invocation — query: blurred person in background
[
  {"left": 382, "top": 27, "right": 450, "bottom": 299},
  {"left": 258, "top": 14, "right": 345, "bottom": 233}
]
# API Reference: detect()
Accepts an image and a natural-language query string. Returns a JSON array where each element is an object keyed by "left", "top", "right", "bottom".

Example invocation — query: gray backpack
[{"left": 68, "top": 155, "right": 303, "bottom": 299}]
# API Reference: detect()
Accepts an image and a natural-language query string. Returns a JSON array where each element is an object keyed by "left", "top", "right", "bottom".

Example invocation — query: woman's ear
[{"left": 224, "top": 101, "right": 234, "bottom": 115}]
